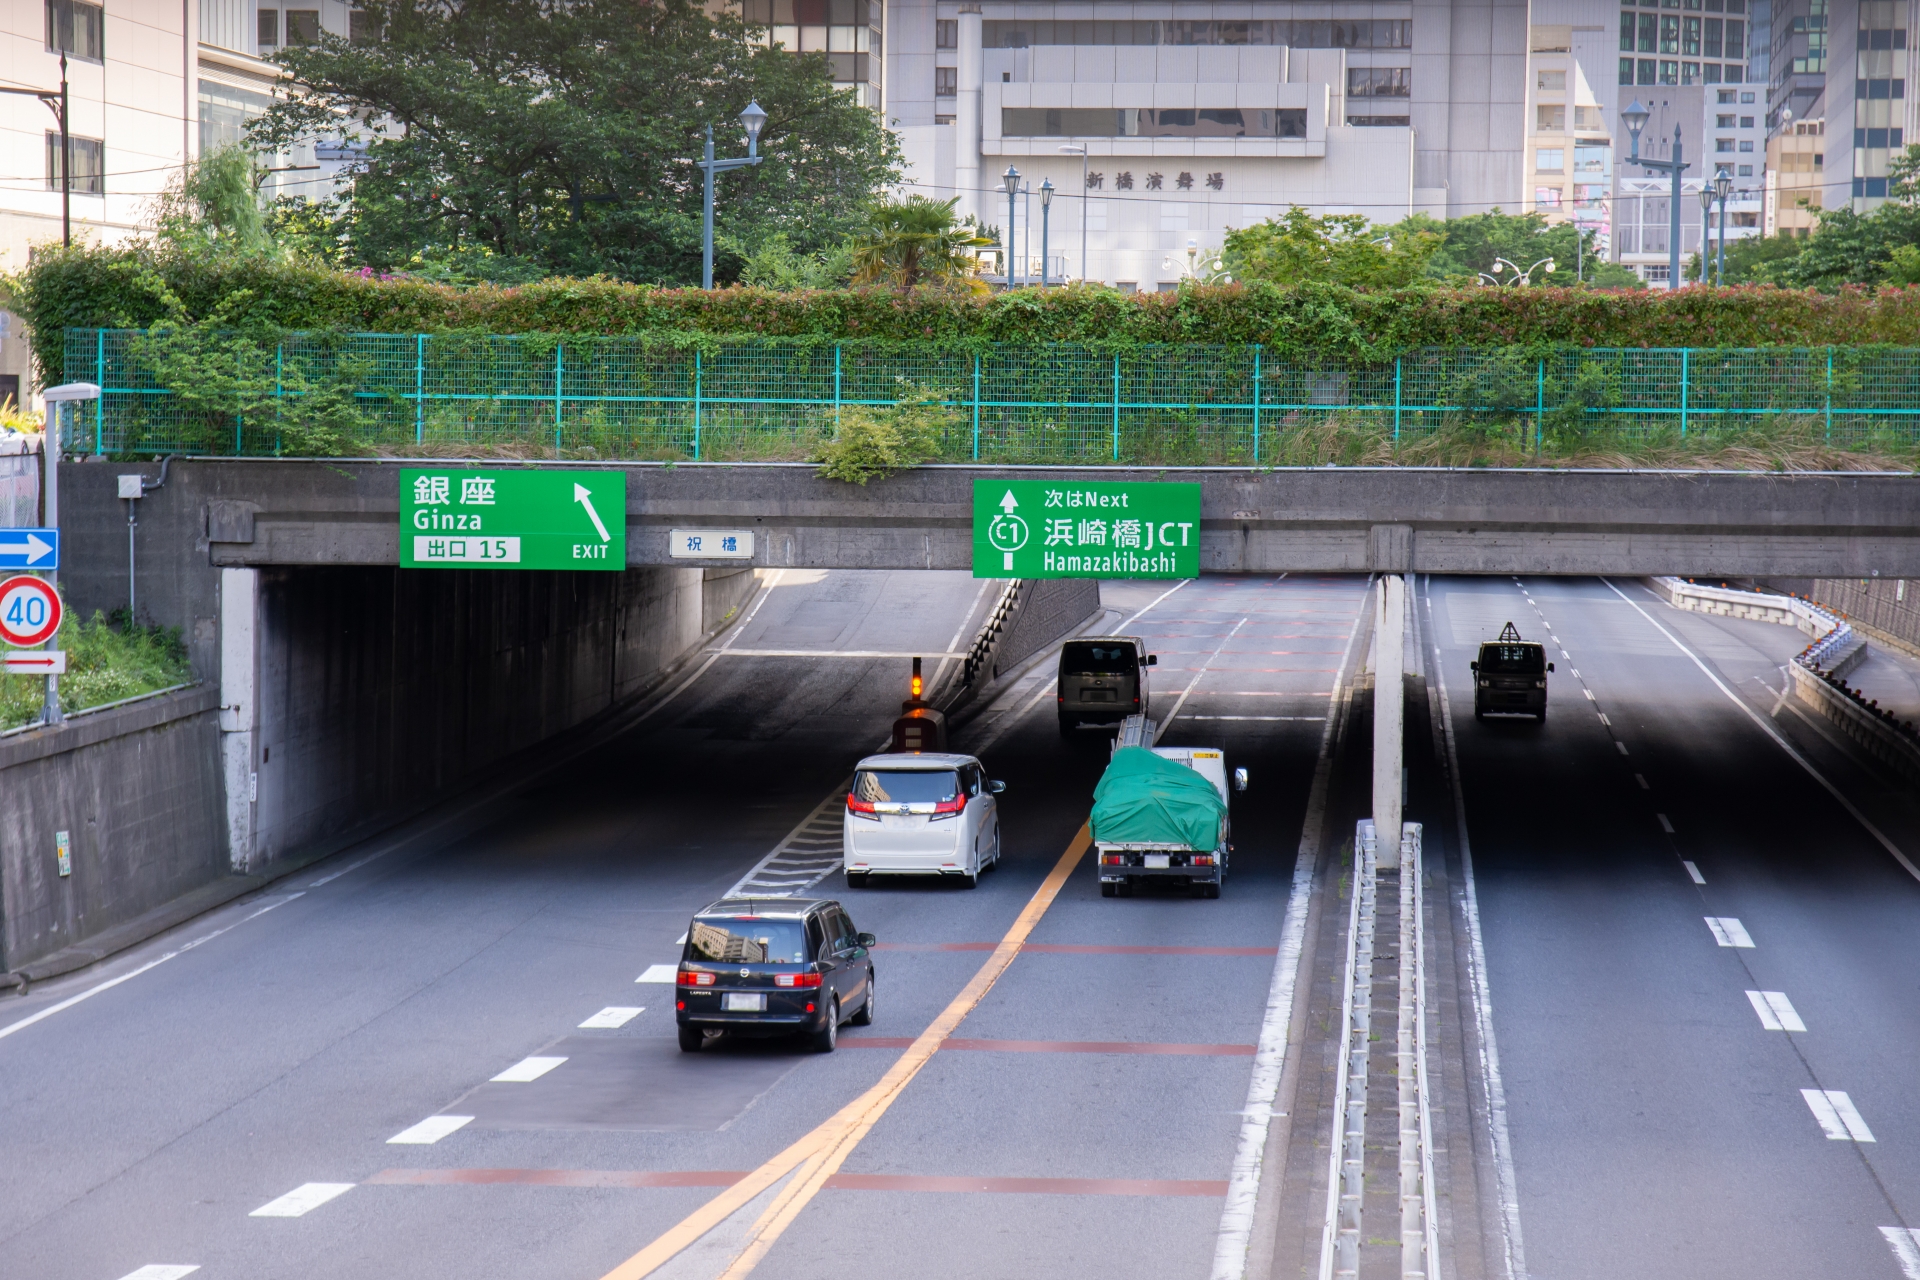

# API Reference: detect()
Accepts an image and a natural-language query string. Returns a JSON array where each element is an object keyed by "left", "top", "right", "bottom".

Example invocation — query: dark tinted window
[
  {"left": 1479, "top": 643, "right": 1545, "bottom": 674},
  {"left": 687, "top": 917, "right": 809, "bottom": 963},
  {"left": 854, "top": 769, "right": 960, "bottom": 805},
  {"left": 1062, "top": 642, "right": 1137, "bottom": 674}
]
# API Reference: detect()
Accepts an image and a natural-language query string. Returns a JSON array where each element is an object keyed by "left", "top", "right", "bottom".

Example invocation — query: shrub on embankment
[{"left": 16, "top": 245, "right": 1920, "bottom": 385}]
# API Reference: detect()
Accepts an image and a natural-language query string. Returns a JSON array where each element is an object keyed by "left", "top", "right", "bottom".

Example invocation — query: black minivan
[
  {"left": 1471, "top": 623, "right": 1554, "bottom": 721},
  {"left": 1058, "top": 636, "right": 1157, "bottom": 733},
  {"left": 675, "top": 898, "right": 876, "bottom": 1053}
]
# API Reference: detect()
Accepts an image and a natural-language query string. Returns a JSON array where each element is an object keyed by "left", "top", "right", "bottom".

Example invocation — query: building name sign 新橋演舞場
[
  {"left": 398, "top": 469, "right": 627, "bottom": 571},
  {"left": 971, "top": 480, "right": 1201, "bottom": 580}
]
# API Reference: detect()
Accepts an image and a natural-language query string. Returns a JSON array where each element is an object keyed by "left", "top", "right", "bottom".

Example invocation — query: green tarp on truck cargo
[{"left": 1091, "top": 746, "right": 1226, "bottom": 850}]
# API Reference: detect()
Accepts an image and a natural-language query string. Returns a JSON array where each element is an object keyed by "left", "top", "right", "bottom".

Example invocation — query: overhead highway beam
[{"left": 55, "top": 460, "right": 1920, "bottom": 583}]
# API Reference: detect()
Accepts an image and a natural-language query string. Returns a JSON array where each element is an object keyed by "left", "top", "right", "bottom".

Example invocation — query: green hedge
[{"left": 18, "top": 246, "right": 1920, "bottom": 385}]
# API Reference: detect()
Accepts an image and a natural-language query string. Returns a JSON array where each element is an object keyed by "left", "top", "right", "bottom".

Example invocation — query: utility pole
[
  {"left": 0, "top": 55, "right": 72, "bottom": 246},
  {"left": 696, "top": 102, "right": 767, "bottom": 289}
]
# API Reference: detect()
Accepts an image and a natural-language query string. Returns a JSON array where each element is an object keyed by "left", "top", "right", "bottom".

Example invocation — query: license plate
[
  {"left": 723, "top": 993, "right": 765, "bottom": 1012},
  {"left": 1145, "top": 854, "right": 1171, "bottom": 869}
]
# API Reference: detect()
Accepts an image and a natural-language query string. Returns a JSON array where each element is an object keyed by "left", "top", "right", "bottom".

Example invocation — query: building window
[
  {"left": 1717, "top": 138, "right": 1734, "bottom": 151},
  {"left": 1536, "top": 105, "right": 1566, "bottom": 131},
  {"left": 1659, "top": 60, "right": 1678, "bottom": 83},
  {"left": 1534, "top": 186, "right": 1564, "bottom": 207},
  {"left": 1660, "top": 14, "right": 1679, "bottom": 52},
  {"left": 258, "top": 7, "right": 278, "bottom": 45},
  {"left": 1739, "top": 140, "right": 1752, "bottom": 151},
  {"left": 1348, "top": 67, "right": 1411, "bottom": 98},
  {"left": 1683, "top": 16, "right": 1701, "bottom": 54},
  {"left": 935, "top": 65, "right": 955, "bottom": 96},
  {"left": 1718, "top": 89, "right": 1736, "bottom": 103},
  {"left": 1620, "top": 12, "right": 1635, "bottom": 52},
  {"left": 1705, "top": 17, "right": 1722, "bottom": 55},
  {"left": 1638, "top": 58, "right": 1656, "bottom": 83},
  {"left": 1639, "top": 12, "right": 1657, "bottom": 52},
  {"left": 1620, "top": 57, "right": 1635, "bottom": 84},
  {"left": 1001, "top": 106, "right": 1306, "bottom": 138},
  {"left": 45, "top": 0, "right": 103, "bottom": 60},
  {"left": 1717, "top": 114, "right": 1735, "bottom": 126},
  {"left": 1536, "top": 147, "right": 1566, "bottom": 172},
  {"left": 936, "top": 18, "right": 955, "bottom": 47},
  {"left": 1737, "top": 165, "right": 1753, "bottom": 177},
  {"left": 46, "top": 131, "right": 103, "bottom": 195},
  {"left": 1538, "top": 69, "right": 1566, "bottom": 90},
  {"left": 349, "top": 9, "right": 381, "bottom": 43},
  {"left": 1855, "top": 177, "right": 1890, "bottom": 197},
  {"left": 285, "top": 9, "right": 321, "bottom": 43}
]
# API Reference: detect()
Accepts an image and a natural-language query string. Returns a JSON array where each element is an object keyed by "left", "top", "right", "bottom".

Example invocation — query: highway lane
[
  {"left": 1425, "top": 575, "right": 1920, "bottom": 1280},
  {"left": 0, "top": 570, "right": 1365, "bottom": 1280}
]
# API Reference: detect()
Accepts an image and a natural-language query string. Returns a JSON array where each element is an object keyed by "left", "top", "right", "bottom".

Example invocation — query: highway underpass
[{"left": 6, "top": 559, "right": 1920, "bottom": 1280}]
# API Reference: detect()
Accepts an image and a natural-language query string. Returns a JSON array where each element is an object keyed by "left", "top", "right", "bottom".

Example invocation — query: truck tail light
[
  {"left": 1191, "top": 855, "right": 1214, "bottom": 866},
  {"left": 677, "top": 970, "right": 715, "bottom": 987},
  {"left": 1101, "top": 854, "right": 1123, "bottom": 865},
  {"left": 774, "top": 973, "right": 824, "bottom": 988}
]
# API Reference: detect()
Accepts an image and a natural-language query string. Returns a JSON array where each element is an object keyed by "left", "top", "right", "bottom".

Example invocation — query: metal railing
[{"left": 61, "top": 329, "right": 1920, "bottom": 465}]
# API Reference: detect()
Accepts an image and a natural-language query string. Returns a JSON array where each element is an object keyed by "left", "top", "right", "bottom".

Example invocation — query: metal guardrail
[{"left": 61, "top": 329, "right": 1920, "bottom": 464}]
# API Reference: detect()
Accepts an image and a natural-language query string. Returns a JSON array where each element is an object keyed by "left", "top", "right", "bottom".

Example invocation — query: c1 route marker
[
  {"left": 0, "top": 528, "right": 57, "bottom": 570},
  {"left": 972, "top": 479, "right": 1200, "bottom": 580},
  {"left": 0, "top": 574, "right": 62, "bottom": 647}
]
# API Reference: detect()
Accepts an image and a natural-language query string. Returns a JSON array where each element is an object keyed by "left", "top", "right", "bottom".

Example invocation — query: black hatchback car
[
  {"left": 1471, "top": 623, "right": 1555, "bottom": 721},
  {"left": 675, "top": 898, "right": 876, "bottom": 1053}
]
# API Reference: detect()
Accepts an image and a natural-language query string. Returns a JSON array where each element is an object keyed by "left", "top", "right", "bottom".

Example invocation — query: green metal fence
[{"left": 62, "top": 329, "right": 1920, "bottom": 464}]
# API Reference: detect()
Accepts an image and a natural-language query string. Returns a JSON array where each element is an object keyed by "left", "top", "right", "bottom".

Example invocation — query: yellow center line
[{"left": 596, "top": 823, "right": 1093, "bottom": 1280}]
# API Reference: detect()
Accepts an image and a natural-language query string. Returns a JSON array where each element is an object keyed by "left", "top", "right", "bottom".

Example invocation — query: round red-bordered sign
[{"left": 0, "top": 574, "right": 62, "bottom": 647}]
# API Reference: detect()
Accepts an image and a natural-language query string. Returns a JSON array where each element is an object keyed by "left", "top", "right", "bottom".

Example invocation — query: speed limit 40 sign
[{"left": 0, "top": 575, "right": 62, "bottom": 647}]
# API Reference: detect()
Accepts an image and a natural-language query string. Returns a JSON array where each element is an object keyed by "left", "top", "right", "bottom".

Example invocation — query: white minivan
[{"left": 843, "top": 752, "right": 1004, "bottom": 888}]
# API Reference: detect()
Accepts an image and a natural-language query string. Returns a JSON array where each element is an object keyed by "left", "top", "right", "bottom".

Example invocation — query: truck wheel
[
  {"left": 1116, "top": 881, "right": 1133, "bottom": 898},
  {"left": 1202, "top": 882, "right": 1221, "bottom": 899},
  {"left": 1101, "top": 882, "right": 1116, "bottom": 898}
]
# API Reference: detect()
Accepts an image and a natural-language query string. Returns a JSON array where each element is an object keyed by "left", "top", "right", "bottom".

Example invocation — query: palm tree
[{"left": 850, "top": 195, "right": 992, "bottom": 289}]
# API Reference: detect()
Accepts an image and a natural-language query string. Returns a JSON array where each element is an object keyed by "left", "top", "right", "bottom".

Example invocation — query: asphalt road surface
[
  {"left": 1424, "top": 575, "right": 1920, "bottom": 1280},
  {"left": 0, "top": 569, "right": 1366, "bottom": 1280}
]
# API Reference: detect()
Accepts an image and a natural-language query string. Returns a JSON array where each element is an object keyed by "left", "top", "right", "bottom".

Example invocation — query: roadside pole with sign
[
  {"left": 34, "top": 383, "right": 98, "bottom": 723},
  {"left": 398, "top": 469, "right": 627, "bottom": 571},
  {"left": 971, "top": 479, "right": 1202, "bottom": 579}
]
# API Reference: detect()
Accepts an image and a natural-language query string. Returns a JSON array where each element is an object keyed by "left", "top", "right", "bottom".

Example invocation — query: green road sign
[
  {"left": 400, "top": 468, "right": 626, "bottom": 571},
  {"left": 972, "top": 479, "right": 1201, "bottom": 579}
]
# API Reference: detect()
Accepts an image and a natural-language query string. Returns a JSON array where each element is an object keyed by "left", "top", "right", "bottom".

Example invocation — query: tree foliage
[
  {"left": 1222, "top": 208, "right": 1442, "bottom": 288},
  {"left": 150, "top": 144, "right": 275, "bottom": 257},
  {"left": 250, "top": 0, "right": 900, "bottom": 284},
  {"left": 849, "top": 196, "right": 991, "bottom": 290}
]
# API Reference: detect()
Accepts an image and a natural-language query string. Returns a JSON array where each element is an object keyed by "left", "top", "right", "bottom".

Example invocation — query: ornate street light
[{"left": 697, "top": 101, "right": 768, "bottom": 289}]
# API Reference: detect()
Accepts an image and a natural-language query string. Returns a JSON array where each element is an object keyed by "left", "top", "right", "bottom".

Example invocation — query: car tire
[
  {"left": 846, "top": 871, "right": 869, "bottom": 888},
  {"left": 678, "top": 1026, "right": 705, "bottom": 1053},
  {"left": 1537, "top": 709, "right": 1548, "bottom": 722},
  {"left": 811, "top": 1000, "right": 839, "bottom": 1053},
  {"left": 960, "top": 867, "right": 979, "bottom": 889},
  {"left": 852, "top": 977, "right": 875, "bottom": 1026}
]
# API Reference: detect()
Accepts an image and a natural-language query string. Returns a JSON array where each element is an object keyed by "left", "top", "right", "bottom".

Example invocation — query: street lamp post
[
  {"left": 1713, "top": 170, "right": 1734, "bottom": 285},
  {"left": 0, "top": 54, "right": 71, "bottom": 246},
  {"left": 1620, "top": 101, "right": 1687, "bottom": 290},
  {"left": 1003, "top": 165, "right": 1020, "bottom": 289},
  {"left": 1698, "top": 186, "right": 1714, "bottom": 286},
  {"left": 1039, "top": 179, "right": 1053, "bottom": 287},
  {"left": 1476, "top": 256, "right": 1557, "bottom": 286},
  {"left": 1058, "top": 145, "right": 1087, "bottom": 281},
  {"left": 697, "top": 101, "right": 767, "bottom": 289}
]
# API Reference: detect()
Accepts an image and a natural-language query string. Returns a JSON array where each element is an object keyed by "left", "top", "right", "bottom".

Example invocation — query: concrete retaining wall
[
  {"left": 0, "top": 686, "right": 226, "bottom": 972},
  {"left": 1788, "top": 662, "right": 1920, "bottom": 786}
]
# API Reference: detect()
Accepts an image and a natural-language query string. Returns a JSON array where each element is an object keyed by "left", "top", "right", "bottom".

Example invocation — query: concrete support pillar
[
  {"left": 955, "top": 3, "right": 983, "bottom": 224},
  {"left": 218, "top": 566, "right": 257, "bottom": 872},
  {"left": 1373, "top": 574, "right": 1405, "bottom": 869}
]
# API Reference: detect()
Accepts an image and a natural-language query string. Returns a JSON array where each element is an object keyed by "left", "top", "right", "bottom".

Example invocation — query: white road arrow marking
[
  {"left": 0, "top": 532, "right": 52, "bottom": 563},
  {"left": 999, "top": 490, "right": 1018, "bottom": 512},
  {"left": 574, "top": 483, "right": 611, "bottom": 542}
]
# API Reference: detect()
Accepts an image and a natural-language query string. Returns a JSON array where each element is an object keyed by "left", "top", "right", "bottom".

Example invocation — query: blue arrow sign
[{"left": 0, "top": 529, "right": 57, "bottom": 570}]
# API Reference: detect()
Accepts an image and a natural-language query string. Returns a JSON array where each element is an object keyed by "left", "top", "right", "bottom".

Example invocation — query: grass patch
[{"left": 1, "top": 611, "right": 193, "bottom": 732}]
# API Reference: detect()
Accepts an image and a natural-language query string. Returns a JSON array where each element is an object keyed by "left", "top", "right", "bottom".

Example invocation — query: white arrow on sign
[
  {"left": 999, "top": 491, "right": 1018, "bottom": 513},
  {"left": 0, "top": 532, "right": 53, "bottom": 564},
  {"left": 574, "top": 483, "right": 612, "bottom": 543},
  {"left": 4, "top": 650, "right": 65, "bottom": 674}
]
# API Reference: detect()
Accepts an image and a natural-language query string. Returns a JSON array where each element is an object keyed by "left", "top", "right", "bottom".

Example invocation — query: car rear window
[
  {"left": 1479, "top": 643, "right": 1545, "bottom": 674},
  {"left": 687, "top": 918, "right": 809, "bottom": 964},
  {"left": 854, "top": 769, "right": 961, "bottom": 807},
  {"left": 1062, "top": 642, "right": 1137, "bottom": 674}
]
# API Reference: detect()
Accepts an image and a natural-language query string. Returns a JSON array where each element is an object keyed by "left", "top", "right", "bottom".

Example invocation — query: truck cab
[
  {"left": 1058, "top": 636, "right": 1157, "bottom": 733},
  {"left": 1471, "top": 622, "right": 1554, "bottom": 722}
]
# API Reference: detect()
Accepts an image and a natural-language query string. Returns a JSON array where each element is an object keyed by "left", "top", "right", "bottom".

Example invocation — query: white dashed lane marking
[
  {"left": 116, "top": 1268, "right": 199, "bottom": 1280},
  {"left": 1803, "top": 1089, "right": 1875, "bottom": 1142},
  {"left": 1683, "top": 861, "right": 1706, "bottom": 885},
  {"left": 635, "top": 964, "right": 678, "bottom": 984},
  {"left": 1880, "top": 1227, "right": 1920, "bottom": 1279},
  {"left": 1746, "top": 990, "right": 1806, "bottom": 1032},
  {"left": 579, "top": 1007, "right": 644, "bottom": 1029},
  {"left": 1705, "top": 917, "right": 1755, "bottom": 948},
  {"left": 1657, "top": 813, "right": 1674, "bottom": 833},
  {"left": 387, "top": 1115, "right": 473, "bottom": 1145},
  {"left": 491, "top": 1056, "right": 567, "bottom": 1083},
  {"left": 250, "top": 1182, "right": 356, "bottom": 1218}
]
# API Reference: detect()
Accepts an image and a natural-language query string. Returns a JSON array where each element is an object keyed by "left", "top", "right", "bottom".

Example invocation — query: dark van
[
  {"left": 1471, "top": 623, "right": 1554, "bottom": 721},
  {"left": 1058, "top": 636, "right": 1156, "bottom": 733}
]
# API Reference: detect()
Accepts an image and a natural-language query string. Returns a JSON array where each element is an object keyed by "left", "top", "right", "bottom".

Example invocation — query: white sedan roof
[{"left": 855, "top": 752, "right": 980, "bottom": 770}]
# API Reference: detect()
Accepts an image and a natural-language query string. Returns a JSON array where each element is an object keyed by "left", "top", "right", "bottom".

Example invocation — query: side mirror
[
  {"left": 1232, "top": 767, "right": 1249, "bottom": 792},
  {"left": 1547, "top": 662, "right": 1555, "bottom": 672},
  {"left": 1145, "top": 654, "right": 1158, "bottom": 666},
  {"left": 855, "top": 932, "right": 876, "bottom": 948},
  {"left": 989, "top": 780, "right": 1006, "bottom": 794},
  {"left": 1469, "top": 660, "right": 1478, "bottom": 672}
]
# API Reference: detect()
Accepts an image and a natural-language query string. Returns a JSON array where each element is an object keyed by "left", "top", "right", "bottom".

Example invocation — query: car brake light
[
  {"left": 929, "top": 794, "right": 965, "bottom": 821},
  {"left": 774, "top": 973, "right": 824, "bottom": 988},
  {"left": 847, "top": 795, "right": 877, "bottom": 814},
  {"left": 677, "top": 970, "right": 715, "bottom": 987}
]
